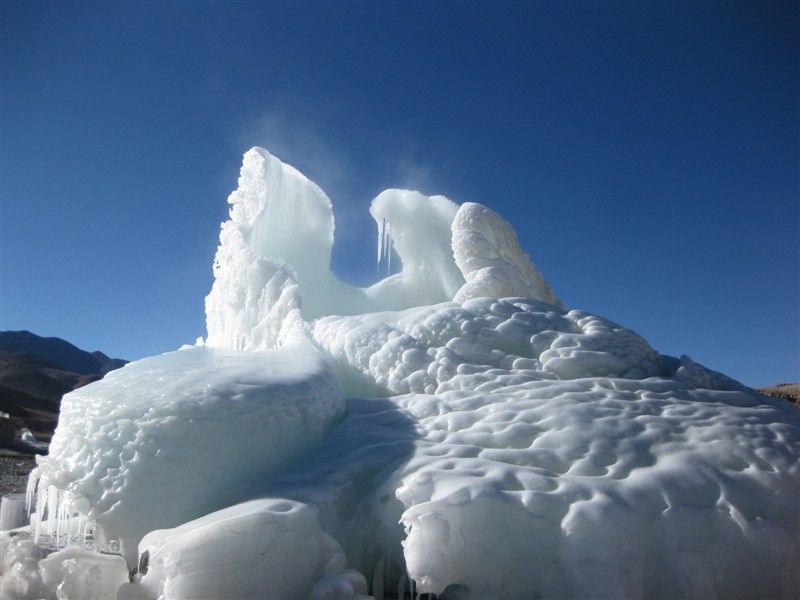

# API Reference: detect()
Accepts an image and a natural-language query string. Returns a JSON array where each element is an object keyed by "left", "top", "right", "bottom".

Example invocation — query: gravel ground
[{"left": 0, "top": 451, "right": 37, "bottom": 497}]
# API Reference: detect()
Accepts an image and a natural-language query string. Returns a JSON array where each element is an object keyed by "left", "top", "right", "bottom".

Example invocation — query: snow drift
[{"left": 3, "top": 147, "right": 798, "bottom": 600}]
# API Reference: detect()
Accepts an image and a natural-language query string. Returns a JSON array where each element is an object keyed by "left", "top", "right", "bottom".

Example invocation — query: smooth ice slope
[
  {"left": 27, "top": 337, "right": 343, "bottom": 563},
  {"left": 13, "top": 148, "right": 800, "bottom": 600}
]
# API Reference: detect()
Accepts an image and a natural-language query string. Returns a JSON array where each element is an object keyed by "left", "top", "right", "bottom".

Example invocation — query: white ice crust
[{"left": 9, "top": 148, "right": 798, "bottom": 599}]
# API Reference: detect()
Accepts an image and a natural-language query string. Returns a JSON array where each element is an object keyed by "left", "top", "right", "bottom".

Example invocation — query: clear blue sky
[{"left": 1, "top": 2, "right": 797, "bottom": 387}]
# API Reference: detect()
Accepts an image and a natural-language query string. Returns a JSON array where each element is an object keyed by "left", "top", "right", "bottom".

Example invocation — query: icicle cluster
[{"left": 26, "top": 471, "right": 92, "bottom": 549}]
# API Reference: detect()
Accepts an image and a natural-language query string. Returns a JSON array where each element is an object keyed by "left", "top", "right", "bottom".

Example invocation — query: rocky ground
[{"left": 758, "top": 383, "right": 800, "bottom": 406}]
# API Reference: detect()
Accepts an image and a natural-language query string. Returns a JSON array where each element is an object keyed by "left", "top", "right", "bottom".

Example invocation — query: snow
[{"left": 5, "top": 147, "right": 798, "bottom": 599}]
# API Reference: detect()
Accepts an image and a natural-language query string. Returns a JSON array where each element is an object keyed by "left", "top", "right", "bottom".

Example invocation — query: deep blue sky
[{"left": 1, "top": 2, "right": 797, "bottom": 386}]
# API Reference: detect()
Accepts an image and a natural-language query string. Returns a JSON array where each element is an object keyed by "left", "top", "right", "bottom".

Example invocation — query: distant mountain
[
  {"left": 0, "top": 330, "right": 126, "bottom": 375},
  {"left": 91, "top": 351, "right": 128, "bottom": 373},
  {"left": 0, "top": 331, "right": 127, "bottom": 448}
]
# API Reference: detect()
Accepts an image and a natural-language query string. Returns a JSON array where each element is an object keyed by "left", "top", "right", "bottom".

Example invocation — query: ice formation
[
  {"left": 369, "top": 190, "right": 464, "bottom": 307},
  {"left": 128, "top": 498, "right": 367, "bottom": 600},
  {"left": 205, "top": 148, "right": 468, "bottom": 346},
  {"left": 3, "top": 147, "right": 798, "bottom": 600}
]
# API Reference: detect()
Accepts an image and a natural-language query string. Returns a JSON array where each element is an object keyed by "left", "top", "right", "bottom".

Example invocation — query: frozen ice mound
[
  {"left": 26, "top": 338, "right": 343, "bottom": 563},
  {"left": 126, "top": 498, "right": 368, "bottom": 599},
  {"left": 13, "top": 147, "right": 799, "bottom": 599},
  {"left": 205, "top": 148, "right": 503, "bottom": 327},
  {"left": 224, "top": 148, "right": 333, "bottom": 308}
]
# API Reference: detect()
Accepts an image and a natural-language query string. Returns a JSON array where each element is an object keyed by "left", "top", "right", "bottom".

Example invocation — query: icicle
[
  {"left": 81, "top": 516, "right": 89, "bottom": 545},
  {"left": 61, "top": 500, "right": 68, "bottom": 545},
  {"left": 377, "top": 217, "right": 386, "bottom": 270},
  {"left": 55, "top": 494, "right": 63, "bottom": 545},
  {"left": 66, "top": 508, "right": 73, "bottom": 546},
  {"left": 397, "top": 571, "right": 407, "bottom": 599},
  {"left": 58, "top": 491, "right": 70, "bottom": 546},
  {"left": 72, "top": 510, "right": 83, "bottom": 547},
  {"left": 26, "top": 468, "right": 39, "bottom": 515},
  {"left": 55, "top": 492, "right": 75, "bottom": 547},
  {"left": 386, "top": 223, "right": 393, "bottom": 277},
  {"left": 46, "top": 485, "right": 58, "bottom": 536},
  {"left": 372, "top": 554, "right": 386, "bottom": 600},
  {"left": 34, "top": 485, "right": 46, "bottom": 541},
  {"left": 384, "top": 219, "right": 390, "bottom": 271}
]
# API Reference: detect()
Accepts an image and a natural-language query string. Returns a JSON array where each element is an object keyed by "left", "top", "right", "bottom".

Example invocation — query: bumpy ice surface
[{"left": 3, "top": 147, "right": 798, "bottom": 600}]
